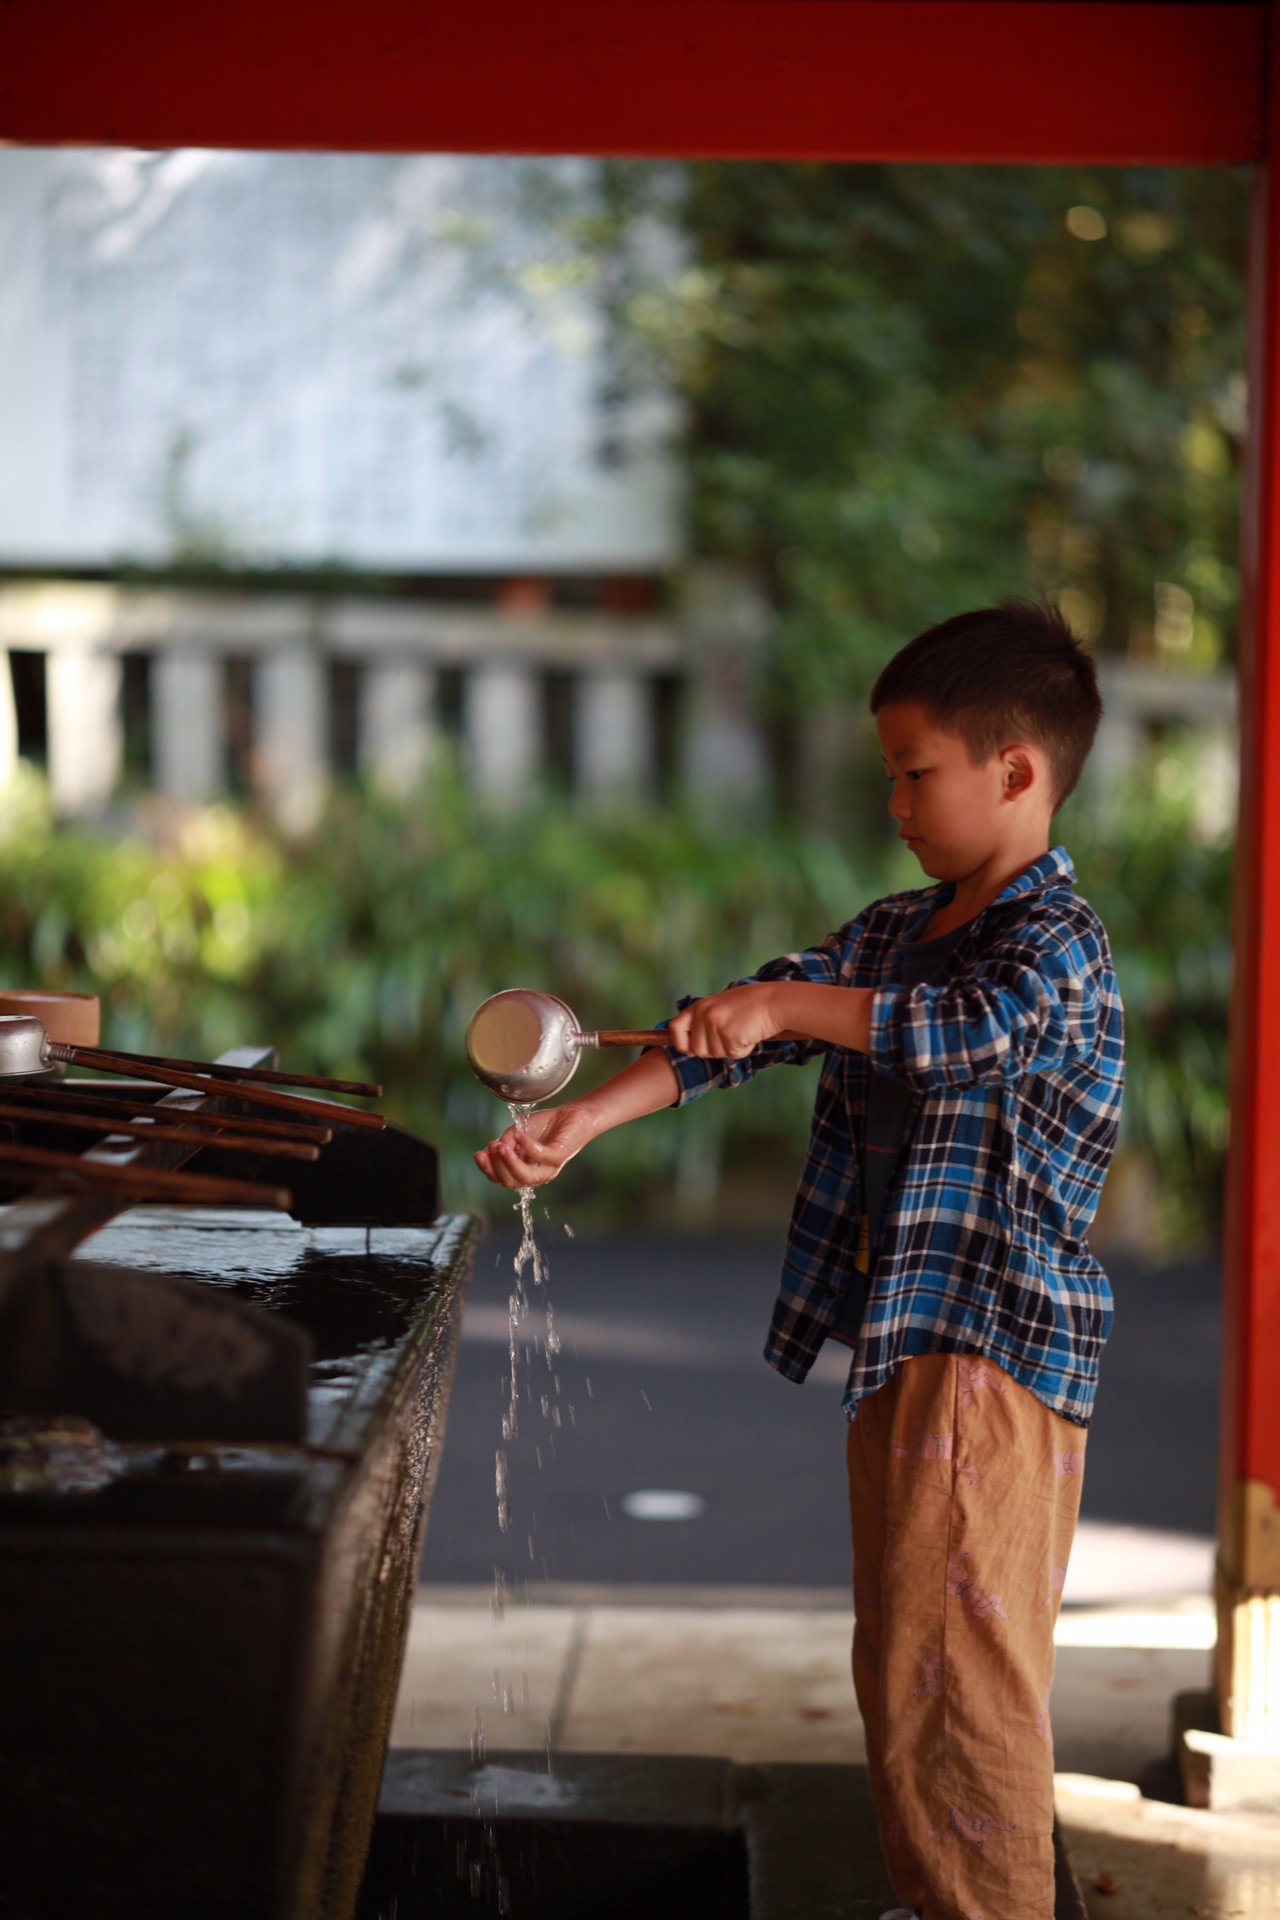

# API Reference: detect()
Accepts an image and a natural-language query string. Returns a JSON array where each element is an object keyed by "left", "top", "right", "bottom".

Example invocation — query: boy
[{"left": 477, "top": 601, "right": 1124, "bottom": 1920}]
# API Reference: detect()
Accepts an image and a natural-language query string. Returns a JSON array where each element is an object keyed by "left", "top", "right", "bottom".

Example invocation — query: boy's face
[{"left": 875, "top": 701, "right": 1044, "bottom": 883}]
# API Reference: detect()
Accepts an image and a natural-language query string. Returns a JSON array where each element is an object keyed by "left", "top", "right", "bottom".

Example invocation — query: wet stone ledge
[{"left": 0, "top": 1208, "right": 477, "bottom": 1920}]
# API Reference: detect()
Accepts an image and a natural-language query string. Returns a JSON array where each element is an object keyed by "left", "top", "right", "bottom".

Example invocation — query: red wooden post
[{"left": 1218, "top": 2, "right": 1280, "bottom": 1746}]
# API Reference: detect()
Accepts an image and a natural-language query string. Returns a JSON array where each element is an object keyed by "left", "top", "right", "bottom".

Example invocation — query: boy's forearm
[
  {"left": 767, "top": 982, "right": 875, "bottom": 1054},
  {"left": 575, "top": 1047, "right": 682, "bottom": 1138}
]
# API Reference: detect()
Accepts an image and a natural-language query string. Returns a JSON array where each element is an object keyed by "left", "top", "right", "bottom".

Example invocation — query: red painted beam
[
  {"left": 0, "top": 1, "right": 1264, "bottom": 165},
  {"left": 1224, "top": 13, "right": 1280, "bottom": 1517}
]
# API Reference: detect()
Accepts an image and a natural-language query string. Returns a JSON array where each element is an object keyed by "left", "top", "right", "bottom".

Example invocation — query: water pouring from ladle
[{"left": 465, "top": 990, "right": 667, "bottom": 1104}]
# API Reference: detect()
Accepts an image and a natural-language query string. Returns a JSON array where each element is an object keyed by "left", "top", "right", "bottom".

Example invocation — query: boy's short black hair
[{"left": 869, "top": 599, "right": 1102, "bottom": 807}]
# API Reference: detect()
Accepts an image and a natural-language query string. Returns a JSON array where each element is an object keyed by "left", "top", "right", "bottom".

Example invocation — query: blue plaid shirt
[{"left": 663, "top": 847, "right": 1124, "bottom": 1428}]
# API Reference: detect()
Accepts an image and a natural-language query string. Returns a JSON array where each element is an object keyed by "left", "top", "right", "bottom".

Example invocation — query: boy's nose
[{"left": 888, "top": 787, "right": 909, "bottom": 821}]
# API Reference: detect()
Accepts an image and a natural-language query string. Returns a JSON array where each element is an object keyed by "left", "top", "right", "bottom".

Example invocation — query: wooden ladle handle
[
  {"left": 48, "top": 1044, "right": 386, "bottom": 1132},
  {"left": 587, "top": 1030, "right": 671, "bottom": 1048},
  {"left": 589, "top": 1027, "right": 810, "bottom": 1049},
  {"left": 0, "top": 1082, "right": 332, "bottom": 1144},
  {"left": 0, "top": 1099, "right": 318, "bottom": 1161},
  {"left": 0, "top": 1141, "right": 291, "bottom": 1209},
  {"left": 88, "top": 1047, "right": 381, "bottom": 1098}
]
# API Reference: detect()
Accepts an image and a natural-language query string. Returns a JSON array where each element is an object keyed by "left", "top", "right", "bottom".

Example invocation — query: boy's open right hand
[{"left": 474, "top": 1102, "right": 595, "bottom": 1189}]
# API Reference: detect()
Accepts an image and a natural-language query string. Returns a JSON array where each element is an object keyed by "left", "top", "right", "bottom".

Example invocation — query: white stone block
[
  {"left": 576, "top": 670, "right": 651, "bottom": 801},
  {"left": 46, "top": 648, "right": 122, "bottom": 817},
  {"left": 254, "top": 646, "right": 328, "bottom": 834},
  {"left": 152, "top": 648, "right": 223, "bottom": 803},
  {"left": 359, "top": 660, "right": 435, "bottom": 796},
  {"left": 468, "top": 664, "right": 539, "bottom": 805}
]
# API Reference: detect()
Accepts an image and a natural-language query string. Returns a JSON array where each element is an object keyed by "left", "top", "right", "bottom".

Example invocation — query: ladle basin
[
  {"left": 0, "top": 1014, "right": 60, "bottom": 1078},
  {"left": 465, "top": 991, "right": 667, "bottom": 1104}
]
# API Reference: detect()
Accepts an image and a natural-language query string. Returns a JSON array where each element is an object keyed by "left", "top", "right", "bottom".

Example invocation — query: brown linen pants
[{"left": 846, "top": 1352, "right": 1086, "bottom": 1920}]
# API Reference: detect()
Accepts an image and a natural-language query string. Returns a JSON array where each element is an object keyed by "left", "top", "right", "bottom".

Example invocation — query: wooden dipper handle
[
  {"left": 49, "top": 1044, "right": 386, "bottom": 1131},
  {"left": 0, "top": 1082, "right": 332, "bottom": 1145},
  {"left": 0, "top": 1100, "right": 319, "bottom": 1160},
  {"left": 97, "top": 1047, "right": 381, "bottom": 1098},
  {"left": 588, "top": 1030, "right": 670, "bottom": 1048},
  {"left": 0, "top": 1141, "right": 291, "bottom": 1209}
]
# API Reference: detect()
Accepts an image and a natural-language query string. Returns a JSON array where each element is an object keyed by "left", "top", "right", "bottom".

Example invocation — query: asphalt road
[{"left": 419, "top": 1226, "right": 1221, "bottom": 1592}]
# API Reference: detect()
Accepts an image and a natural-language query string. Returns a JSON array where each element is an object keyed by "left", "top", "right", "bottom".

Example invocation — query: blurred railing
[{"left": 0, "top": 582, "right": 726, "bottom": 829}]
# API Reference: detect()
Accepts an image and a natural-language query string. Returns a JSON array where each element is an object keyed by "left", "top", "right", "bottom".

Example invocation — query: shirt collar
[
  {"left": 905, "top": 845, "right": 1075, "bottom": 937},
  {"left": 993, "top": 844, "right": 1076, "bottom": 903}
]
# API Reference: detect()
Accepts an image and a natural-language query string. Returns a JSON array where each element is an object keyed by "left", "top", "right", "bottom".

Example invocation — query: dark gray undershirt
[{"left": 827, "top": 914, "right": 974, "bottom": 1348}]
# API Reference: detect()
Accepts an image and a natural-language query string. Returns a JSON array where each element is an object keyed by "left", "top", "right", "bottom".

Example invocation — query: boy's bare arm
[
  {"left": 475, "top": 980, "right": 872, "bottom": 1192},
  {"left": 475, "top": 1047, "right": 680, "bottom": 1190},
  {"left": 668, "top": 981, "right": 874, "bottom": 1058}
]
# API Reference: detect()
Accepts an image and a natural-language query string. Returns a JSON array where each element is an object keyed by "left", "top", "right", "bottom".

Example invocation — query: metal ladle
[
  {"left": 0, "top": 1016, "right": 386, "bottom": 1131},
  {"left": 465, "top": 990, "right": 667, "bottom": 1104}
]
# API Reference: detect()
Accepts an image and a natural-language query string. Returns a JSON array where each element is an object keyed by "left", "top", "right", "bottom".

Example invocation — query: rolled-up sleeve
[
  {"left": 869, "top": 930, "right": 1103, "bottom": 1091},
  {"left": 661, "top": 923, "right": 858, "bottom": 1107}
]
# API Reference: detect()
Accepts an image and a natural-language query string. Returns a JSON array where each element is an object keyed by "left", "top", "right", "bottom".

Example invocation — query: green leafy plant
[{"left": 0, "top": 763, "right": 1231, "bottom": 1249}]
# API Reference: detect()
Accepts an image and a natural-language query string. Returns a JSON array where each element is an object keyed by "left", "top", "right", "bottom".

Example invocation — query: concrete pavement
[
  {"left": 421, "top": 1234, "right": 1222, "bottom": 1589},
  {"left": 388, "top": 1586, "right": 1280, "bottom": 1917},
  {"left": 392, "top": 1232, "right": 1268, "bottom": 1913}
]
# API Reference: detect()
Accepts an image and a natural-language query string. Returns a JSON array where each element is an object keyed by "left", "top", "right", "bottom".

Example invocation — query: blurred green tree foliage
[
  {"left": 1, "top": 162, "right": 1245, "bottom": 1247},
  {"left": 600, "top": 163, "right": 1246, "bottom": 763},
  {"left": 0, "top": 754, "right": 1230, "bottom": 1250}
]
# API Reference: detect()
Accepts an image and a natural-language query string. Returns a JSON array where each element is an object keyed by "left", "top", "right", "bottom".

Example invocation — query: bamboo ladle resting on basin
[{"left": 0, "top": 1015, "right": 387, "bottom": 1130}]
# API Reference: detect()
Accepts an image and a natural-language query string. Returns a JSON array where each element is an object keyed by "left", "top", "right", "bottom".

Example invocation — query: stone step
[{"left": 359, "top": 1750, "right": 1088, "bottom": 1920}]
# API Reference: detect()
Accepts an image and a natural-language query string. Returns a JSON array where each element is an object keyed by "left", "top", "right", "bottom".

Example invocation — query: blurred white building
[
  {"left": 0, "top": 149, "right": 1234, "bottom": 831},
  {"left": 0, "top": 149, "right": 768, "bottom": 823},
  {"left": 0, "top": 150, "right": 678, "bottom": 572}
]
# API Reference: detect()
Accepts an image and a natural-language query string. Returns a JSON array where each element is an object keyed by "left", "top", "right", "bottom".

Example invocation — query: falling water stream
[
  {"left": 463, "top": 1101, "right": 576, "bottom": 1910},
  {"left": 488, "top": 1102, "right": 566, "bottom": 1700}
]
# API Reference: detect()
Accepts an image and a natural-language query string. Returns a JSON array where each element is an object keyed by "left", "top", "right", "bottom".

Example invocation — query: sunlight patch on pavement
[
  {"left": 1054, "top": 1607, "right": 1215, "bottom": 1650},
  {"left": 1064, "top": 1519, "right": 1214, "bottom": 1606}
]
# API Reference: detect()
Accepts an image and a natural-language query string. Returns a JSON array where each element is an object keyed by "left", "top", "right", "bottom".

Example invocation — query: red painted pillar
[{"left": 1218, "top": 0, "right": 1280, "bottom": 1744}]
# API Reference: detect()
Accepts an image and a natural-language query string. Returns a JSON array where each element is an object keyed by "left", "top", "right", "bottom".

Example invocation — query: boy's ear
[{"left": 999, "top": 743, "right": 1040, "bottom": 799}]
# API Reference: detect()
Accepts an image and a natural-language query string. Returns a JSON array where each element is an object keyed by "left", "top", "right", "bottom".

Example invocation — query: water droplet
[
  {"left": 621, "top": 1488, "right": 707, "bottom": 1522},
  {"left": 640, "top": 1388, "right": 653, "bottom": 1412},
  {"left": 471, "top": 1708, "right": 486, "bottom": 1764},
  {"left": 491, "top": 1568, "right": 507, "bottom": 1621},
  {"left": 495, "top": 1450, "right": 510, "bottom": 1533}
]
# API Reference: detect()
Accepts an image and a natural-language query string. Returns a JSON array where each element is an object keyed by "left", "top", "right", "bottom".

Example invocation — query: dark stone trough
[{"left": 0, "top": 1064, "right": 475, "bottom": 1920}]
